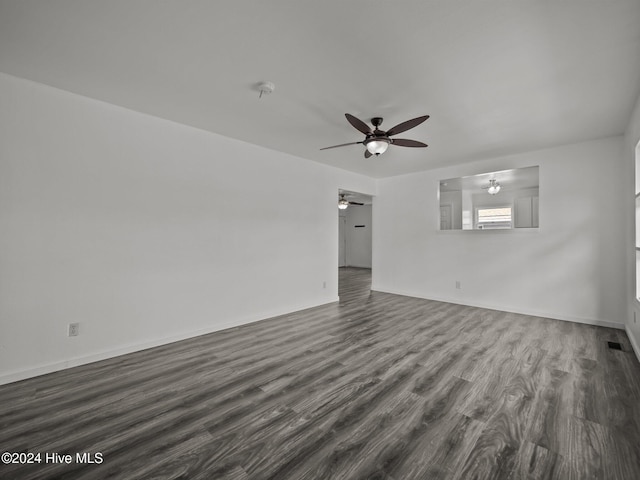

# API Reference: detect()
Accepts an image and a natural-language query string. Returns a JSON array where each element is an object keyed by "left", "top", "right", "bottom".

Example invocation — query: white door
[
  {"left": 440, "top": 204, "right": 452, "bottom": 230},
  {"left": 515, "top": 196, "right": 536, "bottom": 228}
]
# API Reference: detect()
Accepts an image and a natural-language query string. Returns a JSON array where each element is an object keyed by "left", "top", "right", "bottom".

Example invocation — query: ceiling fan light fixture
[
  {"left": 365, "top": 138, "right": 390, "bottom": 155},
  {"left": 338, "top": 195, "right": 349, "bottom": 209},
  {"left": 487, "top": 179, "right": 501, "bottom": 195}
]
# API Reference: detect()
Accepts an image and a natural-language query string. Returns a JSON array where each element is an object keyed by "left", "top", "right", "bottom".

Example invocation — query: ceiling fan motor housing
[{"left": 365, "top": 118, "right": 390, "bottom": 155}]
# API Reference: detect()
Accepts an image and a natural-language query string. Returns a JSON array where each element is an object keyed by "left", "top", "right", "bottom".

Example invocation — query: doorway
[{"left": 338, "top": 189, "right": 373, "bottom": 294}]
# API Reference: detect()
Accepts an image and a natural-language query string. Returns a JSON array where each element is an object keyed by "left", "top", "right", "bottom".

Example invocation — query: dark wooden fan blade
[
  {"left": 320, "top": 141, "right": 363, "bottom": 151},
  {"left": 386, "top": 115, "right": 429, "bottom": 137},
  {"left": 392, "top": 138, "right": 428, "bottom": 148},
  {"left": 364, "top": 149, "right": 373, "bottom": 158},
  {"left": 349, "top": 201, "right": 364, "bottom": 205},
  {"left": 345, "top": 113, "right": 372, "bottom": 135}
]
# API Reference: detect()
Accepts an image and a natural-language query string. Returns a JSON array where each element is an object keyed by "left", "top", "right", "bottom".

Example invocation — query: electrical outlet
[
  {"left": 455, "top": 280, "right": 461, "bottom": 289},
  {"left": 68, "top": 323, "right": 79, "bottom": 337}
]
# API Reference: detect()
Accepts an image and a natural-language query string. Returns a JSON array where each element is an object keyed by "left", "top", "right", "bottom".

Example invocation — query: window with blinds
[{"left": 477, "top": 207, "right": 512, "bottom": 229}]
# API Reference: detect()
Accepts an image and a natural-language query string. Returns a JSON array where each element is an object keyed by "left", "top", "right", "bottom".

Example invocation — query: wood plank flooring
[{"left": 1, "top": 267, "right": 640, "bottom": 479}]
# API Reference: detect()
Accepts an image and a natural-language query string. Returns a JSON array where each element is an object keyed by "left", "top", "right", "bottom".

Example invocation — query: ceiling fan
[
  {"left": 321, "top": 113, "right": 429, "bottom": 158},
  {"left": 481, "top": 179, "right": 501, "bottom": 195},
  {"left": 338, "top": 194, "right": 363, "bottom": 209}
]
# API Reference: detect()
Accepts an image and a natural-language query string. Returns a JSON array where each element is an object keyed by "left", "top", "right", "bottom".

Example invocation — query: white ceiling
[{"left": 1, "top": 1, "right": 639, "bottom": 178}]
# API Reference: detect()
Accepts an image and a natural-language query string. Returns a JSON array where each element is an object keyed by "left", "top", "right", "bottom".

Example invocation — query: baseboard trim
[
  {"left": 626, "top": 324, "right": 640, "bottom": 363},
  {"left": 371, "top": 285, "right": 625, "bottom": 330},
  {"left": 0, "top": 297, "right": 339, "bottom": 386}
]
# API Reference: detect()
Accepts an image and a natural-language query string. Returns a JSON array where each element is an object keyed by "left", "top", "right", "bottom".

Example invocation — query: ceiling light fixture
[
  {"left": 364, "top": 137, "right": 390, "bottom": 156},
  {"left": 487, "top": 179, "right": 501, "bottom": 195},
  {"left": 257, "top": 81, "right": 275, "bottom": 98},
  {"left": 338, "top": 194, "right": 349, "bottom": 210}
]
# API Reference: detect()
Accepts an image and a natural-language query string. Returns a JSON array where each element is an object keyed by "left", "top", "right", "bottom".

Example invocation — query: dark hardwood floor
[{"left": 1, "top": 267, "right": 640, "bottom": 479}]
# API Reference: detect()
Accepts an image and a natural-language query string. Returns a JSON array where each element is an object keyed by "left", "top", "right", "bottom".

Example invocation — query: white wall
[
  {"left": 373, "top": 137, "right": 626, "bottom": 328},
  {"left": 344, "top": 205, "right": 372, "bottom": 268},
  {"left": 625, "top": 90, "right": 640, "bottom": 361},
  {"left": 0, "top": 73, "right": 376, "bottom": 384}
]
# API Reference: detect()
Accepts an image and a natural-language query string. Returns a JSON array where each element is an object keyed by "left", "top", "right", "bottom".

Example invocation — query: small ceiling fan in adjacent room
[
  {"left": 321, "top": 113, "right": 429, "bottom": 158},
  {"left": 338, "top": 194, "right": 363, "bottom": 210},
  {"left": 482, "top": 179, "right": 501, "bottom": 195}
]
